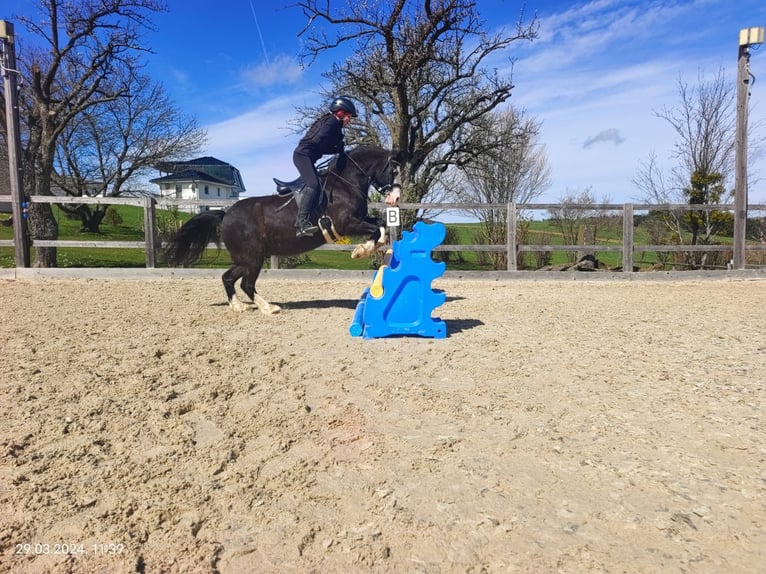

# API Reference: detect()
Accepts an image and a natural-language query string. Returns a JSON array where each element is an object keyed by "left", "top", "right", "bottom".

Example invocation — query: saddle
[
  {"left": 273, "top": 176, "right": 303, "bottom": 196},
  {"left": 272, "top": 175, "right": 339, "bottom": 243},
  {"left": 273, "top": 165, "right": 330, "bottom": 196}
]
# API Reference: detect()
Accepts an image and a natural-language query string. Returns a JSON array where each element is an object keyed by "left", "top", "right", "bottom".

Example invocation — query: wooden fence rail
[{"left": 2, "top": 195, "right": 766, "bottom": 271}]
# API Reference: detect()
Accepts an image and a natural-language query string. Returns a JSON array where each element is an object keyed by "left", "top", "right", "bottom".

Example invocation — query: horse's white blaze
[{"left": 253, "top": 294, "right": 281, "bottom": 315}]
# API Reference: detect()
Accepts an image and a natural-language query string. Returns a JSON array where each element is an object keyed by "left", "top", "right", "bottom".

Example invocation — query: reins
[
  {"left": 327, "top": 151, "right": 399, "bottom": 200},
  {"left": 277, "top": 148, "right": 398, "bottom": 213}
]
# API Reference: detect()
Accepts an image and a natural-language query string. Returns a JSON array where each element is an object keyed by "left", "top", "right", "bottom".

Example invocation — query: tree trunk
[
  {"left": 27, "top": 144, "right": 59, "bottom": 267},
  {"left": 28, "top": 203, "right": 58, "bottom": 267},
  {"left": 79, "top": 206, "right": 106, "bottom": 233}
]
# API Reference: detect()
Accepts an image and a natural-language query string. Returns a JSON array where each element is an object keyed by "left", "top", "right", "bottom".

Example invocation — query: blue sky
[{"left": 4, "top": 0, "right": 766, "bottom": 204}]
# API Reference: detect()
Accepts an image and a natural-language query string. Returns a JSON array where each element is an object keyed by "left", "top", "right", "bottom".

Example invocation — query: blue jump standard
[{"left": 349, "top": 221, "right": 447, "bottom": 339}]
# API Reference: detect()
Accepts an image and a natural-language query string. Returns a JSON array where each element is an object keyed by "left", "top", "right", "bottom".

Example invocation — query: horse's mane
[
  {"left": 345, "top": 144, "right": 386, "bottom": 158},
  {"left": 348, "top": 144, "right": 386, "bottom": 155},
  {"left": 327, "top": 145, "right": 388, "bottom": 172}
]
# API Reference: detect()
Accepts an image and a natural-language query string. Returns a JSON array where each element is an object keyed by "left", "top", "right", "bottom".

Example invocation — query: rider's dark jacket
[{"left": 295, "top": 113, "right": 344, "bottom": 162}]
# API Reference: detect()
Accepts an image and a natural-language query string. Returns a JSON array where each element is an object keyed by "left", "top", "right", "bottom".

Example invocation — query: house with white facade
[{"left": 151, "top": 156, "right": 245, "bottom": 213}]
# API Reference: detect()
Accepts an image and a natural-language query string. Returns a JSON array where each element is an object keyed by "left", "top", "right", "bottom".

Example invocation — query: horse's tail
[{"left": 163, "top": 209, "right": 226, "bottom": 266}]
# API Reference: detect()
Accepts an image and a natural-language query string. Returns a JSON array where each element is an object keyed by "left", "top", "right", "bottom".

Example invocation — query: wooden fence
[{"left": 2, "top": 195, "right": 766, "bottom": 271}]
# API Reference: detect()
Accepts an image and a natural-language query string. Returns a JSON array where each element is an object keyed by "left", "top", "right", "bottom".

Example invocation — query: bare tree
[
  {"left": 294, "top": 0, "right": 539, "bottom": 224},
  {"left": 635, "top": 69, "right": 736, "bottom": 199},
  {"left": 52, "top": 73, "right": 207, "bottom": 233},
  {"left": 633, "top": 152, "right": 670, "bottom": 202},
  {"left": 451, "top": 107, "right": 550, "bottom": 268},
  {"left": 632, "top": 68, "right": 749, "bottom": 268},
  {"left": 458, "top": 108, "right": 550, "bottom": 205},
  {"left": 2, "top": 0, "right": 166, "bottom": 267},
  {"left": 548, "top": 188, "right": 615, "bottom": 264},
  {"left": 662, "top": 68, "right": 736, "bottom": 181}
]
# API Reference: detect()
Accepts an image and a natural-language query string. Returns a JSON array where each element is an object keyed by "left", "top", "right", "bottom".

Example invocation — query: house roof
[
  {"left": 154, "top": 156, "right": 231, "bottom": 173},
  {"left": 180, "top": 156, "right": 230, "bottom": 166},
  {"left": 153, "top": 156, "right": 245, "bottom": 190},
  {"left": 150, "top": 169, "right": 230, "bottom": 185}
]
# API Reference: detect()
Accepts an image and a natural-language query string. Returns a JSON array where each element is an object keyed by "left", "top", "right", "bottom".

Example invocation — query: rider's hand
[{"left": 385, "top": 188, "right": 400, "bottom": 205}]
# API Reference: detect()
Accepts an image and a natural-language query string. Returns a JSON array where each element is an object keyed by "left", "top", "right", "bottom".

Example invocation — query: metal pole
[
  {"left": 1, "top": 21, "right": 30, "bottom": 267},
  {"left": 733, "top": 43, "right": 750, "bottom": 270},
  {"left": 733, "top": 27, "right": 765, "bottom": 269}
]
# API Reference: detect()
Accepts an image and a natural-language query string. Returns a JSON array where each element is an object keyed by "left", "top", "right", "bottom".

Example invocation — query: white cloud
[
  {"left": 241, "top": 54, "right": 303, "bottom": 87},
  {"left": 169, "top": 67, "right": 191, "bottom": 86},
  {"left": 205, "top": 96, "right": 299, "bottom": 152},
  {"left": 203, "top": 95, "right": 311, "bottom": 195},
  {"left": 222, "top": 145, "right": 296, "bottom": 196},
  {"left": 583, "top": 129, "right": 626, "bottom": 148},
  {"left": 501, "top": 0, "right": 766, "bottom": 203},
  {"left": 195, "top": 0, "right": 766, "bottom": 204}
]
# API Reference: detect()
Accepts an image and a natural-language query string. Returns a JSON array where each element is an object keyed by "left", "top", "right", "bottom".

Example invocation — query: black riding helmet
[{"left": 330, "top": 96, "right": 358, "bottom": 117}]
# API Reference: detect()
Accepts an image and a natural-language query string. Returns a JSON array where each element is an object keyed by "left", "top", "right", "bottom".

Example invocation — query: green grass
[
  {"left": 0, "top": 205, "right": 381, "bottom": 269},
  {"left": 0, "top": 204, "right": 739, "bottom": 270},
  {"left": 440, "top": 219, "right": 637, "bottom": 270}
]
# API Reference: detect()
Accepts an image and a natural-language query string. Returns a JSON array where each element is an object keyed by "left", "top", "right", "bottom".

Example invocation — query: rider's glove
[{"left": 336, "top": 151, "right": 347, "bottom": 170}]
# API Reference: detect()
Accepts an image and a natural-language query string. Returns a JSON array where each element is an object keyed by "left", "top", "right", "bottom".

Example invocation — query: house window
[
  {"left": 217, "top": 188, "right": 221, "bottom": 197},
  {"left": 175, "top": 184, "right": 181, "bottom": 199},
  {"left": 204, "top": 185, "right": 209, "bottom": 195}
]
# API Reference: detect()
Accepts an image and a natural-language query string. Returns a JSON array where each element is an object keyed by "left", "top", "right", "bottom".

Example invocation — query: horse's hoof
[
  {"left": 229, "top": 298, "right": 249, "bottom": 313},
  {"left": 261, "top": 303, "right": 281, "bottom": 315},
  {"left": 252, "top": 295, "right": 281, "bottom": 315},
  {"left": 352, "top": 242, "right": 374, "bottom": 258}
]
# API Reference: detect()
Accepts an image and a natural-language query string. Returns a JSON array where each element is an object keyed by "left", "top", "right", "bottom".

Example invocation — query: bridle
[
  {"left": 329, "top": 151, "right": 402, "bottom": 199},
  {"left": 314, "top": 149, "right": 402, "bottom": 245}
]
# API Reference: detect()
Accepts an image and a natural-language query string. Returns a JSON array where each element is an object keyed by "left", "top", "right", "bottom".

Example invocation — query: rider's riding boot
[
  {"left": 295, "top": 216, "right": 319, "bottom": 237},
  {"left": 295, "top": 186, "right": 320, "bottom": 237}
]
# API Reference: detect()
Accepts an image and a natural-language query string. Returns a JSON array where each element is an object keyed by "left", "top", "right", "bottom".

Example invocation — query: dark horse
[{"left": 164, "top": 145, "right": 401, "bottom": 313}]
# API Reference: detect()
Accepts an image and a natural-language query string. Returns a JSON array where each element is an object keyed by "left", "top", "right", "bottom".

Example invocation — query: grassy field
[{"left": 0, "top": 204, "right": 736, "bottom": 270}]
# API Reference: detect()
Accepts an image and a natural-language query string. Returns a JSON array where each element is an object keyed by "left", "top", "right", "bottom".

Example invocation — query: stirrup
[
  {"left": 318, "top": 215, "right": 340, "bottom": 243},
  {"left": 296, "top": 223, "right": 319, "bottom": 237}
]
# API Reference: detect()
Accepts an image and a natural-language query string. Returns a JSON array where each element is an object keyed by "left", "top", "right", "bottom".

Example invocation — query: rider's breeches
[{"left": 293, "top": 151, "right": 320, "bottom": 215}]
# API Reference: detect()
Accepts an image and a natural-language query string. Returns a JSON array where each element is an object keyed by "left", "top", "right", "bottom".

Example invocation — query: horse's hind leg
[
  {"left": 241, "top": 259, "right": 280, "bottom": 315},
  {"left": 222, "top": 265, "right": 249, "bottom": 312}
]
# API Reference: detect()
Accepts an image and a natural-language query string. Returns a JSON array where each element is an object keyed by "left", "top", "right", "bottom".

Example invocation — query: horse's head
[
  {"left": 320, "top": 146, "right": 406, "bottom": 256},
  {"left": 334, "top": 146, "right": 403, "bottom": 199}
]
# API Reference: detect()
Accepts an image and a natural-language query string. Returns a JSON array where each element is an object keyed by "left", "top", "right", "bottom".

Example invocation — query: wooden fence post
[
  {"left": 507, "top": 202, "right": 517, "bottom": 271},
  {"left": 144, "top": 195, "right": 157, "bottom": 268},
  {"left": 622, "top": 203, "right": 634, "bottom": 272},
  {"left": 1, "top": 24, "right": 30, "bottom": 267},
  {"left": 576, "top": 224, "right": 596, "bottom": 262}
]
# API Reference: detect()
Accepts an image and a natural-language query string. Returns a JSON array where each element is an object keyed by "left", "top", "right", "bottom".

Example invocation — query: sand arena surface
[{"left": 1, "top": 276, "right": 764, "bottom": 573}]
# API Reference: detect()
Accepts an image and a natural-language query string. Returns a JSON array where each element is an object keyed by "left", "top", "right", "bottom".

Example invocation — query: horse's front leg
[
  {"left": 351, "top": 223, "right": 387, "bottom": 259},
  {"left": 252, "top": 294, "right": 281, "bottom": 315},
  {"left": 240, "top": 261, "right": 281, "bottom": 315}
]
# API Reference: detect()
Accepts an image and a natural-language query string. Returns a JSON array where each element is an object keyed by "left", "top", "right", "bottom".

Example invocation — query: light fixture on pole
[{"left": 733, "top": 26, "right": 764, "bottom": 270}]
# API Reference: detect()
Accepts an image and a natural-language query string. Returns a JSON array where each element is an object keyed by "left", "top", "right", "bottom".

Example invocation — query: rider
[{"left": 293, "top": 96, "right": 358, "bottom": 237}]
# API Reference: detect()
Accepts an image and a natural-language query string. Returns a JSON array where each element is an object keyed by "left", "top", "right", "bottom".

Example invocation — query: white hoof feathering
[
  {"left": 253, "top": 294, "right": 281, "bottom": 315},
  {"left": 229, "top": 296, "right": 249, "bottom": 313},
  {"left": 351, "top": 239, "right": 378, "bottom": 259}
]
